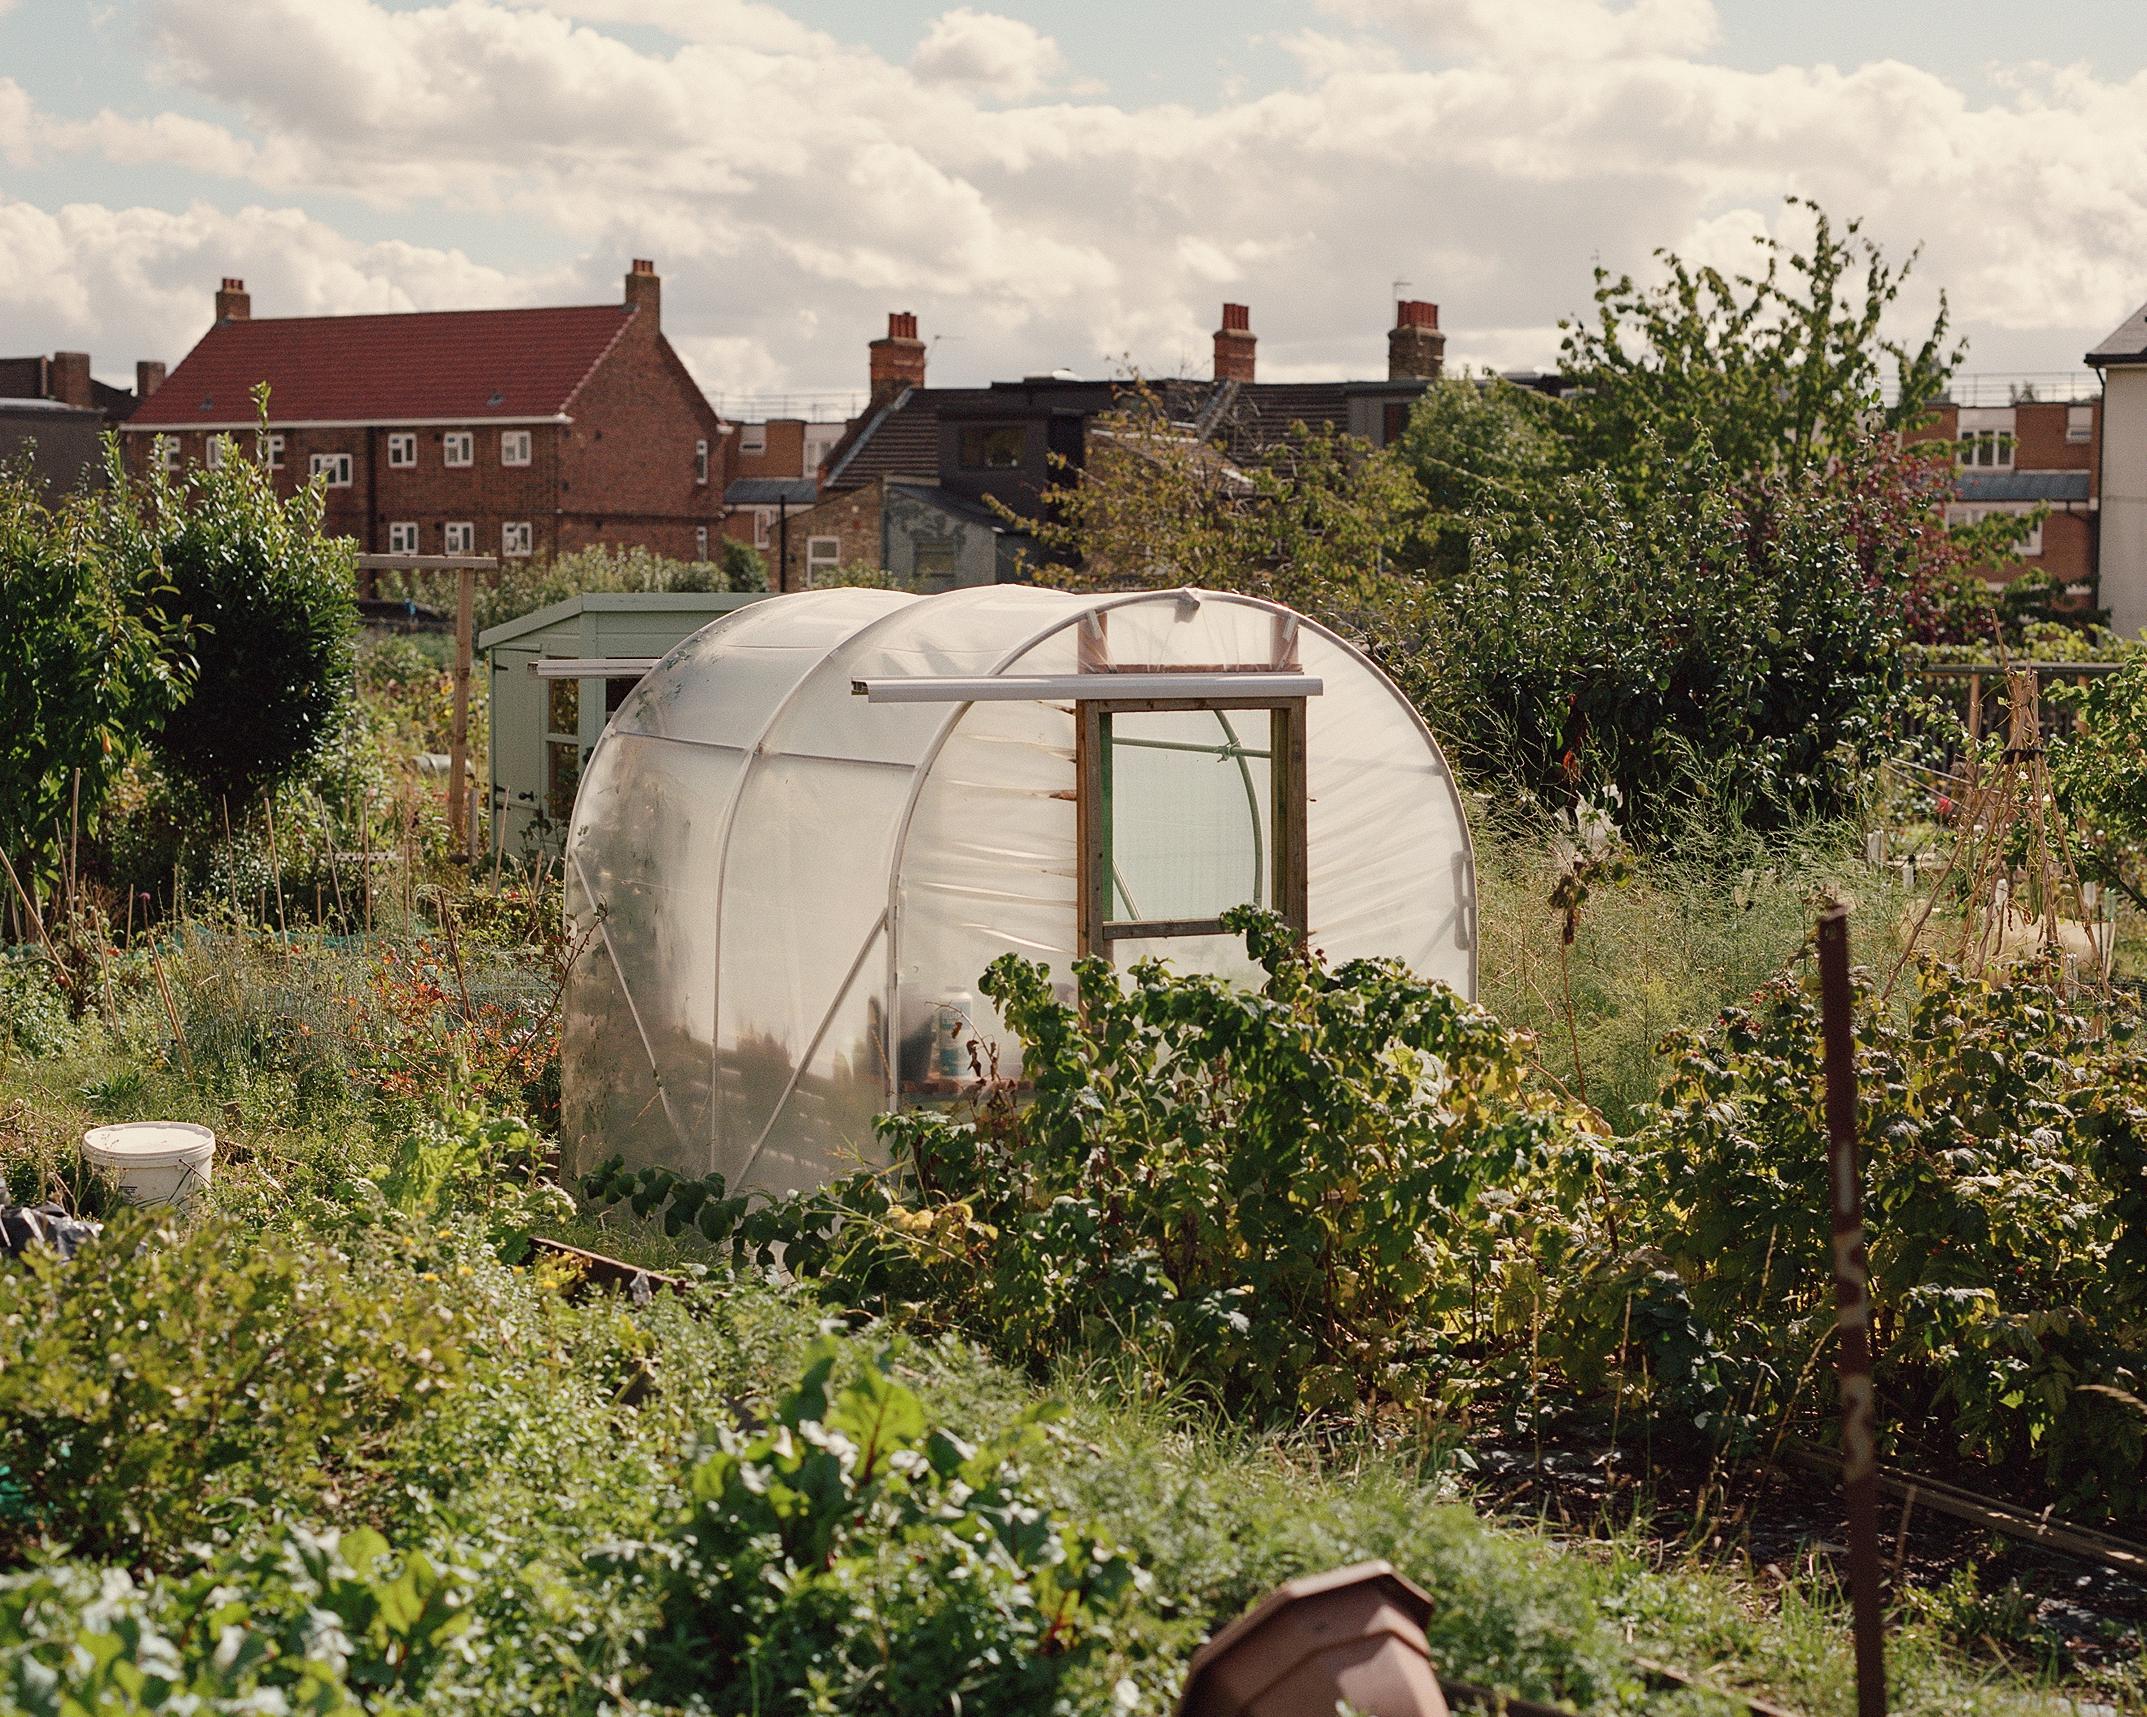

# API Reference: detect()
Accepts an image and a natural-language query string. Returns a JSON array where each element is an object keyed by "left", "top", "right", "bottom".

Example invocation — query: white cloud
[
  {"left": 1317, "top": 0, "right": 1719, "bottom": 62},
  {"left": 4, "top": 0, "right": 2145, "bottom": 393},
  {"left": 910, "top": 9, "right": 1062, "bottom": 99}
]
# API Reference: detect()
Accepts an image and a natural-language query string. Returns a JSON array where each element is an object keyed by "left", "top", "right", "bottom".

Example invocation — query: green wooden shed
[{"left": 480, "top": 591, "right": 768, "bottom": 859}]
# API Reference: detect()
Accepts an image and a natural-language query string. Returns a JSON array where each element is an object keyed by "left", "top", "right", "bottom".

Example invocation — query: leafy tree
[
  {"left": 144, "top": 420, "right": 357, "bottom": 807},
  {"left": 1022, "top": 385, "right": 1417, "bottom": 610},
  {"left": 0, "top": 447, "right": 185, "bottom": 885},
  {"left": 1395, "top": 447, "right": 1913, "bottom": 839},
  {"left": 1558, "top": 196, "right": 1961, "bottom": 498},
  {"left": 2049, "top": 661, "right": 2147, "bottom": 911},
  {"left": 1389, "top": 374, "right": 1571, "bottom": 576}
]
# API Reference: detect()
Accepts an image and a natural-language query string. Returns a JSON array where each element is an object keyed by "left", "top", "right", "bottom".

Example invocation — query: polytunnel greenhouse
[{"left": 561, "top": 584, "right": 1476, "bottom": 1197}]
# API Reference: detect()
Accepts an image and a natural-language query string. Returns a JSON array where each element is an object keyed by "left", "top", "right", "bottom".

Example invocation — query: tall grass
[{"left": 1477, "top": 819, "right": 1911, "bottom": 1130}]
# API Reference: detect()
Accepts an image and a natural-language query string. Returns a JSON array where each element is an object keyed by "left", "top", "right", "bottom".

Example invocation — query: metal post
[
  {"left": 1817, "top": 902, "right": 1886, "bottom": 1717},
  {"left": 450, "top": 564, "right": 475, "bottom": 856}
]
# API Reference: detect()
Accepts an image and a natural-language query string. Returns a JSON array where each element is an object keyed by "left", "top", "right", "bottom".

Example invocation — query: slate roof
[
  {"left": 128, "top": 304, "right": 638, "bottom": 429},
  {"left": 2088, "top": 299, "right": 2147, "bottom": 367},
  {"left": 1956, "top": 470, "right": 2092, "bottom": 503},
  {"left": 725, "top": 477, "right": 818, "bottom": 506},
  {"left": 822, "top": 387, "right": 960, "bottom": 490}
]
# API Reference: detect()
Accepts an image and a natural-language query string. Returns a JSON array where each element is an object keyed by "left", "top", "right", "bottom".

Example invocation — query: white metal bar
[
  {"left": 531, "top": 658, "right": 660, "bottom": 678},
  {"left": 853, "top": 672, "right": 1323, "bottom": 703}
]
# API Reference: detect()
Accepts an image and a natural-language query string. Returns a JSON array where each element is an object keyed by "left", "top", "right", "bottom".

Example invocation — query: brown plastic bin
[{"left": 1177, "top": 1560, "right": 1449, "bottom": 1717}]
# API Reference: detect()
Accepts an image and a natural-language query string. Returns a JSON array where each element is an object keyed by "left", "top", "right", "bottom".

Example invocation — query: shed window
[
  {"left": 1078, "top": 697, "right": 1306, "bottom": 955},
  {"left": 958, "top": 425, "right": 1026, "bottom": 470},
  {"left": 545, "top": 676, "right": 582, "bottom": 823}
]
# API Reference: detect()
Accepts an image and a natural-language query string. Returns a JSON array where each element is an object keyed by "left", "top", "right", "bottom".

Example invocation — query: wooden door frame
[{"left": 1075, "top": 696, "right": 1309, "bottom": 958}]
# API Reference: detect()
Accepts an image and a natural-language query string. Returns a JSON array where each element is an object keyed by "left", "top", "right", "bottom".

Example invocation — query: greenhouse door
[{"left": 1074, "top": 697, "right": 1308, "bottom": 958}]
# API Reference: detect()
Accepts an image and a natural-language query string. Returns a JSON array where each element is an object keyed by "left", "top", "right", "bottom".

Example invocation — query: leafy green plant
[
  {"left": 724, "top": 910, "right": 1573, "bottom": 1421},
  {"left": 140, "top": 408, "right": 357, "bottom": 806},
  {"left": 619, "top": 1340, "right": 1139, "bottom": 1716},
  {"left": 0, "top": 447, "right": 186, "bottom": 883},
  {"left": 1565, "top": 957, "right": 2147, "bottom": 1510},
  {"left": 0, "top": 1212, "right": 466, "bottom": 1562},
  {"left": 0, "top": 1524, "right": 474, "bottom": 1716}
]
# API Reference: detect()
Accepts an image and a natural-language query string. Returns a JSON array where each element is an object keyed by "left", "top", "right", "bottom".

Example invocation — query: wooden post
[
  {"left": 450, "top": 563, "right": 475, "bottom": 856},
  {"left": 1817, "top": 902, "right": 1887, "bottom": 1717},
  {"left": 354, "top": 552, "right": 496, "bottom": 861}
]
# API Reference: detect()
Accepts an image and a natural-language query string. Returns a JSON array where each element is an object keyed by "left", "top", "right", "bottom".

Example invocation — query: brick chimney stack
[
  {"left": 136, "top": 360, "right": 167, "bottom": 401},
  {"left": 1213, "top": 302, "right": 1256, "bottom": 384},
  {"left": 624, "top": 257, "right": 661, "bottom": 328},
  {"left": 48, "top": 352, "right": 93, "bottom": 409},
  {"left": 215, "top": 277, "right": 250, "bottom": 322},
  {"left": 869, "top": 311, "right": 926, "bottom": 405},
  {"left": 1389, "top": 299, "right": 1444, "bottom": 381}
]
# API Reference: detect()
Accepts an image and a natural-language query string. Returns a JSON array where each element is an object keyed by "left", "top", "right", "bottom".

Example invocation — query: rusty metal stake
[{"left": 1817, "top": 903, "right": 1886, "bottom": 1717}]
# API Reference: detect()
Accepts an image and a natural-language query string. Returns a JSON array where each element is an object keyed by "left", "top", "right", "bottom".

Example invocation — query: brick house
[
  {"left": 771, "top": 302, "right": 1443, "bottom": 591},
  {"left": 122, "top": 261, "right": 730, "bottom": 569},
  {"left": 1905, "top": 391, "right": 2101, "bottom": 594}
]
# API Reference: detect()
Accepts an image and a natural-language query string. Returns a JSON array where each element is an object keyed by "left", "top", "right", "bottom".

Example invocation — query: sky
[{"left": 2, "top": 0, "right": 2145, "bottom": 408}]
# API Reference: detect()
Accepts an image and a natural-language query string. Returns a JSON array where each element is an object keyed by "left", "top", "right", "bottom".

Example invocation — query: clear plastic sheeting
[{"left": 563, "top": 586, "right": 1476, "bottom": 1196}]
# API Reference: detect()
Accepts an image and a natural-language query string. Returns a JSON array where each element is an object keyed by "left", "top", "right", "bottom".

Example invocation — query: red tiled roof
[{"left": 128, "top": 304, "right": 637, "bottom": 429}]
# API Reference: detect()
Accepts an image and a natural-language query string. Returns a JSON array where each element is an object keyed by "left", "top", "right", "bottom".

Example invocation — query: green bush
[
  {"left": 0, "top": 448, "right": 184, "bottom": 880},
  {"left": 1562, "top": 959, "right": 2147, "bottom": 1512},
  {"left": 0, "top": 1525, "right": 473, "bottom": 1716},
  {"left": 0, "top": 1212, "right": 465, "bottom": 1562},
  {"left": 628, "top": 909, "right": 1573, "bottom": 1421},
  {"left": 620, "top": 1340, "right": 1139, "bottom": 1716},
  {"left": 142, "top": 424, "right": 356, "bottom": 806}
]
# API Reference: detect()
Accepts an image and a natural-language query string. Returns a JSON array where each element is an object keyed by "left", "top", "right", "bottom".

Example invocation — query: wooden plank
[
  {"left": 1102, "top": 916, "right": 1231, "bottom": 941},
  {"left": 1273, "top": 701, "right": 1310, "bottom": 937},
  {"left": 354, "top": 552, "right": 501, "bottom": 571},
  {"left": 449, "top": 565, "right": 475, "bottom": 855},
  {"left": 1076, "top": 703, "right": 1106, "bottom": 959},
  {"left": 1784, "top": 1443, "right": 2147, "bottom": 1578}
]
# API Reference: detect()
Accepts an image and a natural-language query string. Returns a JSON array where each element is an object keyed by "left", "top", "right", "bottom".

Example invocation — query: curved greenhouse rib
[
  {"left": 701, "top": 592, "right": 936, "bottom": 1169},
  {"left": 568, "top": 844, "right": 691, "bottom": 1153}
]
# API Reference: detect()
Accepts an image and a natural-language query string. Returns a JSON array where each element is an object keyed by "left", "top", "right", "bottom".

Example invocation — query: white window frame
[
  {"left": 311, "top": 451, "right": 353, "bottom": 488},
  {"left": 740, "top": 423, "right": 767, "bottom": 455},
  {"left": 156, "top": 436, "right": 180, "bottom": 475},
  {"left": 695, "top": 526, "right": 709, "bottom": 560},
  {"left": 501, "top": 429, "right": 532, "bottom": 467},
  {"left": 204, "top": 434, "right": 227, "bottom": 470},
  {"left": 264, "top": 432, "right": 285, "bottom": 470},
  {"left": 2067, "top": 405, "right": 2094, "bottom": 445},
  {"left": 387, "top": 431, "right": 416, "bottom": 468},
  {"left": 443, "top": 521, "right": 474, "bottom": 555},
  {"left": 805, "top": 535, "right": 842, "bottom": 584},
  {"left": 443, "top": 431, "right": 473, "bottom": 468},
  {"left": 804, "top": 425, "right": 841, "bottom": 473},
  {"left": 502, "top": 520, "right": 533, "bottom": 558},
  {"left": 695, "top": 438, "right": 709, "bottom": 485},
  {"left": 388, "top": 521, "right": 419, "bottom": 555},
  {"left": 753, "top": 508, "right": 771, "bottom": 548}
]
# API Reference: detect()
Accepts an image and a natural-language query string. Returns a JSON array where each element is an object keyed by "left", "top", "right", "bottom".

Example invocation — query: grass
[
  {"left": 1476, "top": 821, "right": 1914, "bottom": 1131},
  {"left": 4, "top": 899, "right": 2139, "bottom": 1712}
]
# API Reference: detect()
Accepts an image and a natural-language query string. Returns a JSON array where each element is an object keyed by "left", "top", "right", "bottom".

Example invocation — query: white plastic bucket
[{"left": 81, "top": 1123, "right": 216, "bottom": 1209}]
